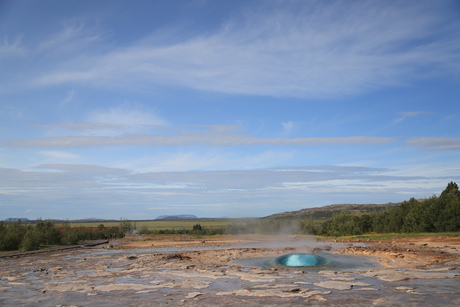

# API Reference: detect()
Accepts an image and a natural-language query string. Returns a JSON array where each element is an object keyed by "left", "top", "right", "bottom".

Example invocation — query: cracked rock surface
[{"left": 1, "top": 235, "right": 459, "bottom": 306}]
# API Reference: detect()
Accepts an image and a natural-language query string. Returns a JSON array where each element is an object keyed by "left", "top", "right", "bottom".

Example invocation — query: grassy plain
[
  {"left": 322, "top": 231, "right": 460, "bottom": 241},
  {"left": 68, "top": 218, "right": 253, "bottom": 231}
]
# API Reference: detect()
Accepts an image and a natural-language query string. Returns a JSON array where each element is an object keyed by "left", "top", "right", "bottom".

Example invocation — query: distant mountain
[
  {"left": 5, "top": 218, "right": 32, "bottom": 222},
  {"left": 156, "top": 214, "right": 198, "bottom": 220},
  {"left": 263, "top": 202, "right": 403, "bottom": 220}
]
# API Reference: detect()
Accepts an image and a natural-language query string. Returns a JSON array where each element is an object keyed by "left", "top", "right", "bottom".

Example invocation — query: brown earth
[
  {"left": 113, "top": 234, "right": 261, "bottom": 249},
  {"left": 336, "top": 236, "right": 460, "bottom": 268},
  {"left": 113, "top": 234, "right": 460, "bottom": 270},
  {"left": 1, "top": 234, "right": 459, "bottom": 306}
]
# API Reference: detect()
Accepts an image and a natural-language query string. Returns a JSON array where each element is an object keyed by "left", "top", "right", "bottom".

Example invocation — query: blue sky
[{"left": 1, "top": 0, "right": 459, "bottom": 220}]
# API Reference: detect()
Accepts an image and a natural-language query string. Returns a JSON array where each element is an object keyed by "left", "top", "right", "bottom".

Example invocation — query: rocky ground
[{"left": 0, "top": 235, "right": 459, "bottom": 306}]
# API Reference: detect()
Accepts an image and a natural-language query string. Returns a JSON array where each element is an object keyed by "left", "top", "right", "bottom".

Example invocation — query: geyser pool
[
  {"left": 275, "top": 253, "right": 330, "bottom": 267},
  {"left": 231, "top": 252, "right": 383, "bottom": 272}
]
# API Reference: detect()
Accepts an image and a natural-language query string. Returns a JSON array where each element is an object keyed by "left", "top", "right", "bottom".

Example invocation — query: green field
[
  {"left": 68, "top": 218, "right": 254, "bottom": 231},
  {"left": 321, "top": 231, "right": 460, "bottom": 241}
]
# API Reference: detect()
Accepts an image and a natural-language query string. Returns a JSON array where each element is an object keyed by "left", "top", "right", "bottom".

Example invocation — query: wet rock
[
  {"left": 164, "top": 253, "right": 191, "bottom": 261},
  {"left": 185, "top": 292, "right": 202, "bottom": 299},
  {"left": 311, "top": 247, "right": 322, "bottom": 253},
  {"left": 364, "top": 269, "right": 460, "bottom": 282},
  {"left": 216, "top": 288, "right": 331, "bottom": 298},
  {"left": 318, "top": 270, "right": 337, "bottom": 275},
  {"left": 95, "top": 283, "right": 160, "bottom": 292},
  {"left": 314, "top": 281, "right": 370, "bottom": 290},
  {"left": 331, "top": 277, "right": 355, "bottom": 281},
  {"left": 396, "top": 286, "right": 415, "bottom": 292},
  {"left": 127, "top": 255, "right": 138, "bottom": 260},
  {"left": 282, "top": 288, "right": 301, "bottom": 293}
]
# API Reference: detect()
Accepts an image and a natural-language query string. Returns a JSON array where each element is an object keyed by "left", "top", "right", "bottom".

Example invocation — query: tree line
[
  {"left": 0, "top": 220, "right": 124, "bottom": 252},
  {"left": 137, "top": 223, "right": 227, "bottom": 236},
  {"left": 302, "top": 182, "right": 460, "bottom": 236}
]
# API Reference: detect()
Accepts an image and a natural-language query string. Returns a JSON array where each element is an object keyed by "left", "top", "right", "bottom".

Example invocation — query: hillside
[
  {"left": 264, "top": 202, "right": 404, "bottom": 220},
  {"left": 155, "top": 214, "right": 198, "bottom": 220}
]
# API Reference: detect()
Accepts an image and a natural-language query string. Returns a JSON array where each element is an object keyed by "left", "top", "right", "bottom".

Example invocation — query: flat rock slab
[
  {"left": 364, "top": 269, "right": 460, "bottom": 282},
  {"left": 216, "top": 288, "right": 331, "bottom": 298},
  {"left": 314, "top": 281, "right": 371, "bottom": 290}
]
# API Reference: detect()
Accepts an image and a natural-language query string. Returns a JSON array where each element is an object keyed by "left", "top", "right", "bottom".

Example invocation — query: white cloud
[
  {"left": 406, "top": 137, "right": 460, "bottom": 151},
  {"left": 8, "top": 132, "right": 396, "bottom": 148},
  {"left": 39, "top": 151, "right": 79, "bottom": 159},
  {"left": 282, "top": 121, "right": 295, "bottom": 135},
  {"left": 0, "top": 36, "right": 26, "bottom": 58},
  {"left": 0, "top": 106, "right": 25, "bottom": 120},
  {"left": 37, "top": 21, "right": 101, "bottom": 56},
  {"left": 20, "top": 1, "right": 460, "bottom": 99},
  {"left": 394, "top": 111, "right": 430, "bottom": 123},
  {"left": 119, "top": 149, "right": 296, "bottom": 173},
  {"left": 397, "top": 111, "right": 429, "bottom": 118},
  {"left": 1, "top": 163, "right": 455, "bottom": 219},
  {"left": 59, "top": 89, "right": 75, "bottom": 108},
  {"left": 32, "top": 104, "right": 168, "bottom": 137},
  {"left": 88, "top": 105, "right": 161, "bottom": 126}
]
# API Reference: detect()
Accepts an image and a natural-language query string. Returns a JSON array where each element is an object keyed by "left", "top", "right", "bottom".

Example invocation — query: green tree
[
  {"left": 20, "top": 229, "right": 41, "bottom": 251},
  {"left": 119, "top": 218, "right": 134, "bottom": 233},
  {"left": 35, "top": 220, "right": 62, "bottom": 245},
  {"left": 440, "top": 181, "right": 460, "bottom": 198},
  {"left": 0, "top": 221, "right": 28, "bottom": 251},
  {"left": 438, "top": 183, "right": 460, "bottom": 231}
]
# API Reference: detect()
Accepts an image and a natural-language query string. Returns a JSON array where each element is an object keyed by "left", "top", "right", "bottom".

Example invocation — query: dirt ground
[
  {"left": 1, "top": 234, "right": 459, "bottom": 306},
  {"left": 114, "top": 234, "right": 460, "bottom": 269}
]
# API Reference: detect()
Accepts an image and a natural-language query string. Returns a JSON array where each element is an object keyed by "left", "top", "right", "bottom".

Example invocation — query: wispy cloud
[
  {"left": 88, "top": 104, "right": 167, "bottom": 128},
  {"left": 406, "top": 137, "right": 460, "bottom": 151},
  {"left": 10, "top": 1, "right": 457, "bottom": 99},
  {"left": 39, "top": 151, "right": 79, "bottom": 160},
  {"left": 0, "top": 163, "right": 449, "bottom": 218},
  {"left": 36, "top": 21, "right": 101, "bottom": 56},
  {"left": 6, "top": 131, "right": 396, "bottom": 148},
  {"left": 33, "top": 104, "right": 168, "bottom": 137},
  {"left": 282, "top": 121, "right": 296, "bottom": 135},
  {"left": 119, "top": 149, "right": 297, "bottom": 173},
  {"left": 394, "top": 111, "right": 430, "bottom": 123},
  {"left": 397, "top": 111, "right": 429, "bottom": 118},
  {"left": 59, "top": 89, "right": 75, "bottom": 108},
  {"left": 0, "top": 106, "right": 25, "bottom": 120},
  {"left": 0, "top": 36, "right": 26, "bottom": 57}
]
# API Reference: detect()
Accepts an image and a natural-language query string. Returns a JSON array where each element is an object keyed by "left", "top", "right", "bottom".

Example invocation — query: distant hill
[
  {"left": 4, "top": 218, "right": 32, "bottom": 222},
  {"left": 156, "top": 214, "right": 198, "bottom": 220},
  {"left": 264, "top": 202, "right": 404, "bottom": 220}
]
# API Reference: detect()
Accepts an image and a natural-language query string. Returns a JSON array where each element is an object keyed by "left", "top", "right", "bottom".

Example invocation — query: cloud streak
[
  {"left": 6, "top": 133, "right": 396, "bottom": 148},
  {"left": 1, "top": 163, "right": 450, "bottom": 218},
  {"left": 406, "top": 137, "right": 460, "bottom": 151},
  {"left": 5, "top": 1, "right": 457, "bottom": 99},
  {"left": 39, "top": 151, "right": 79, "bottom": 160}
]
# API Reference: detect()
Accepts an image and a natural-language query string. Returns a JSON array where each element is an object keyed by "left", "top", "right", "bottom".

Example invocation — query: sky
[{"left": 1, "top": 0, "right": 460, "bottom": 220}]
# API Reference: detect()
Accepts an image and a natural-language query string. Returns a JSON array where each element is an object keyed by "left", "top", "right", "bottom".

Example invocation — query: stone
[{"left": 314, "top": 281, "right": 371, "bottom": 290}]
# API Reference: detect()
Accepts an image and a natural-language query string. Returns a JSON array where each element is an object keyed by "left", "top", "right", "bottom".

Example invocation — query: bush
[{"left": 20, "top": 230, "right": 41, "bottom": 251}]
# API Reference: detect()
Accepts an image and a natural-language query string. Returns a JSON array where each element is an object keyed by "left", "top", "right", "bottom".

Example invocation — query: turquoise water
[{"left": 275, "top": 253, "right": 330, "bottom": 266}]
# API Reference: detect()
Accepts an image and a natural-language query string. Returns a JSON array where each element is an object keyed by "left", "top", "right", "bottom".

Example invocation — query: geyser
[{"left": 275, "top": 253, "right": 330, "bottom": 267}]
